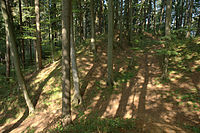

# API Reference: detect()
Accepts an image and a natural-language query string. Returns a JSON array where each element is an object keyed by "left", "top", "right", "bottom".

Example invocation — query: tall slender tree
[
  {"left": 90, "top": 0, "right": 96, "bottom": 57},
  {"left": 35, "top": 0, "right": 42, "bottom": 70},
  {"left": 107, "top": 0, "right": 114, "bottom": 87},
  {"left": 186, "top": 0, "right": 193, "bottom": 38},
  {"left": 162, "top": 0, "right": 172, "bottom": 79},
  {"left": 1, "top": 0, "right": 34, "bottom": 113},
  {"left": 62, "top": 0, "right": 72, "bottom": 125},
  {"left": 71, "top": 13, "right": 82, "bottom": 106},
  {"left": 158, "top": 0, "right": 164, "bottom": 34}
]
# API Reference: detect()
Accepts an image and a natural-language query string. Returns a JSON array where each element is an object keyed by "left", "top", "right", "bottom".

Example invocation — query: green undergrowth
[{"left": 49, "top": 117, "right": 136, "bottom": 133}]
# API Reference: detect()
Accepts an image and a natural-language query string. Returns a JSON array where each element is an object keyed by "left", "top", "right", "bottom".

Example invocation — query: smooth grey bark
[
  {"left": 6, "top": 35, "right": 10, "bottom": 79},
  {"left": 71, "top": 13, "right": 82, "bottom": 106},
  {"left": 165, "top": 0, "right": 172, "bottom": 36},
  {"left": 1, "top": 0, "right": 34, "bottom": 113},
  {"left": 90, "top": 0, "right": 96, "bottom": 57},
  {"left": 62, "top": 0, "right": 72, "bottom": 125},
  {"left": 186, "top": 0, "right": 193, "bottom": 38},
  {"left": 35, "top": 0, "right": 42, "bottom": 70},
  {"left": 107, "top": 0, "right": 114, "bottom": 87}
]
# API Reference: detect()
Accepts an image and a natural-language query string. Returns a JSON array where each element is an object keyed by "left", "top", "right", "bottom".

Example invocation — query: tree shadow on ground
[
  {"left": 2, "top": 61, "right": 61, "bottom": 133},
  {"left": 135, "top": 52, "right": 149, "bottom": 132}
]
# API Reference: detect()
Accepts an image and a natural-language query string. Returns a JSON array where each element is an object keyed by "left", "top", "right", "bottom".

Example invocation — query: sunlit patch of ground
[{"left": 1, "top": 36, "right": 200, "bottom": 132}]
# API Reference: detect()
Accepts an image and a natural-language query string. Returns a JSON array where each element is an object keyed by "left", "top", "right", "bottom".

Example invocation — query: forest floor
[{"left": 0, "top": 34, "right": 200, "bottom": 133}]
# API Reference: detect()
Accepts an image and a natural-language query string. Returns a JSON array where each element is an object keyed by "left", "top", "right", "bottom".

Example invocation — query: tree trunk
[
  {"left": 62, "top": 0, "right": 72, "bottom": 125},
  {"left": 90, "top": 0, "right": 96, "bottom": 57},
  {"left": 147, "top": 0, "right": 152, "bottom": 31},
  {"left": 119, "top": 0, "right": 123, "bottom": 46},
  {"left": 71, "top": 13, "right": 82, "bottom": 106},
  {"left": 179, "top": 0, "right": 184, "bottom": 28},
  {"left": 19, "top": 0, "right": 25, "bottom": 67},
  {"left": 6, "top": 35, "right": 10, "bottom": 79},
  {"left": 186, "top": 0, "right": 193, "bottom": 38},
  {"left": 162, "top": 0, "right": 172, "bottom": 80},
  {"left": 1, "top": 0, "right": 34, "bottom": 113},
  {"left": 196, "top": 15, "right": 200, "bottom": 36},
  {"left": 114, "top": 0, "right": 119, "bottom": 29},
  {"left": 183, "top": 0, "right": 189, "bottom": 27},
  {"left": 49, "top": 0, "right": 55, "bottom": 62},
  {"left": 165, "top": 0, "right": 172, "bottom": 36},
  {"left": 158, "top": 0, "right": 164, "bottom": 34},
  {"left": 99, "top": 0, "right": 103, "bottom": 33},
  {"left": 35, "top": 0, "right": 42, "bottom": 70},
  {"left": 128, "top": 0, "right": 133, "bottom": 45},
  {"left": 107, "top": 0, "right": 114, "bottom": 87},
  {"left": 153, "top": 0, "right": 156, "bottom": 34}
]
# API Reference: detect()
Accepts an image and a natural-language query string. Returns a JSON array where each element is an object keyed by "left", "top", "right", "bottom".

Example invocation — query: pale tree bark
[
  {"left": 6, "top": 35, "right": 10, "bottom": 79},
  {"left": 158, "top": 0, "right": 164, "bottom": 34},
  {"left": 5, "top": 0, "right": 11, "bottom": 79},
  {"left": 35, "top": 0, "right": 42, "bottom": 70},
  {"left": 1, "top": 0, "right": 34, "bottom": 113},
  {"left": 90, "top": 0, "right": 96, "bottom": 57},
  {"left": 165, "top": 0, "right": 172, "bottom": 36},
  {"left": 186, "top": 0, "right": 193, "bottom": 38},
  {"left": 71, "top": 13, "right": 82, "bottom": 106},
  {"left": 107, "top": 0, "right": 114, "bottom": 87},
  {"left": 162, "top": 0, "right": 172, "bottom": 80},
  {"left": 62, "top": 0, "right": 72, "bottom": 126}
]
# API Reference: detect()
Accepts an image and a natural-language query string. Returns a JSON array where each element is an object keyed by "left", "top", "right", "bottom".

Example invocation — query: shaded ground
[{"left": 0, "top": 35, "right": 199, "bottom": 133}]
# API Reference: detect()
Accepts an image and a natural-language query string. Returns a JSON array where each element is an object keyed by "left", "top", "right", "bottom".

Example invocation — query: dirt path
[{"left": 1, "top": 37, "right": 199, "bottom": 132}]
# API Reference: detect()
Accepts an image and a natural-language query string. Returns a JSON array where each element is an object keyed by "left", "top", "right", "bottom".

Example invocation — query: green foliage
[
  {"left": 182, "top": 124, "right": 200, "bottom": 133},
  {"left": 49, "top": 117, "right": 136, "bottom": 133}
]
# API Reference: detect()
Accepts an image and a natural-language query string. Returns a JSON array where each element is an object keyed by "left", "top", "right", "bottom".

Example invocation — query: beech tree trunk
[
  {"left": 6, "top": 35, "right": 10, "bottom": 79},
  {"left": 1, "top": 0, "right": 34, "bottom": 113},
  {"left": 35, "top": 0, "right": 42, "bottom": 70},
  {"left": 62, "top": 0, "right": 72, "bottom": 125},
  {"left": 71, "top": 13, "right": 82, "bottom": 106}
]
